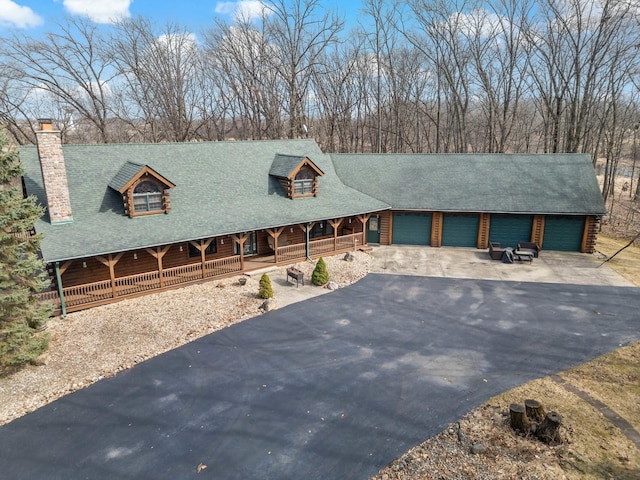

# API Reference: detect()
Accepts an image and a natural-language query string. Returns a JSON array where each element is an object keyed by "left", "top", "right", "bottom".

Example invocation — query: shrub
[
  {"left": 258, "top": 273, "right": 274, "bottom": 299},
  {"left": 311, "top": 257, "right": 329, "bottom": 286}
]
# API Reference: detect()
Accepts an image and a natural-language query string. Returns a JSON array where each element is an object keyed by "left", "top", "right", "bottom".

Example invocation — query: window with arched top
[{"left": 133, "top": 180, "right": 163, "bottom": 213}]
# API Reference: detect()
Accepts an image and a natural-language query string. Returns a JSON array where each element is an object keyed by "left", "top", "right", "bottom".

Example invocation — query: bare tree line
[{"left": 1, "top": 0, "right": 639, "bottom": 179}]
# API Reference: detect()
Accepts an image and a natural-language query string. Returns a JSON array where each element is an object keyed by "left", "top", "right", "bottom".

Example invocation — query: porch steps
[{"left": 358, "top": 245, "right": 374, "bottom": 253}]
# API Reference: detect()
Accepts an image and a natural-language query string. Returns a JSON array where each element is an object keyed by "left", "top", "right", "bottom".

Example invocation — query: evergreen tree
[
  {"left": 258, "top": 273, "right": 274, "bottom": 299},
  {"left": 0, "top": 129, "right": 51, "bottom": 372},
  {"left": 311, "top": 257, "right": 329, "bottom": 286}
]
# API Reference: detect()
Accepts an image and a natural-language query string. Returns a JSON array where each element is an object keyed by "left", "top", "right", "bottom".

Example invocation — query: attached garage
[
  {"left": 543, "top": 216, "right": 585, "bottom": 251},
  {"left": 392, "top": 212, "right": 432, "bottom": 245},
  {"left": 332, "top": 152, "right": 607, "bottom": 253},
  {"left": 489, "top": 214, "right": 533, "bottom": 249},
  {"left": 442, "top": 213, "right": 480, "bottom": 247}
]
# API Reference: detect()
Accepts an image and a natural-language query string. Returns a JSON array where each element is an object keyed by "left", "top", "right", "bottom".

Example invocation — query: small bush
[
  {"left": 311, "top": 257, "right": 329, "bottom": 286},
  {"left": 258, "top": 273, "right": 274, "bottom": 299}
]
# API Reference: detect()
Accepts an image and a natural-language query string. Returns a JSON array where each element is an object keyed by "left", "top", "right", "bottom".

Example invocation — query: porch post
[
  {"left": 266, "top": 228, "right": 284, "bottom": 264},
  {"left": 357, "top": 214, "right": 371, "bottom": 247},
  {"left": 54, "top": 262, "right": 67, "bottom": 318},
  {"left": 232, "top": 234, "right": 248, "bottom": 271},
  {"left": 146, "top": 246, "right": 171, "bottom": 287},
  {"left": 96, "top": 253, "right": 124, "bottom": 298},
  {"left": 329, "top": 219, "right": 343, "bottom": 252}
]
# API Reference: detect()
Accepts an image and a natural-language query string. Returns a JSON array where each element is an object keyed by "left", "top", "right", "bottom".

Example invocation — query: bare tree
[
  {"left": 110, "top": 17, "right": 204, "bottom": 142},
  {"left": 203, "top": 17, "right": 287, "bottom": 140},
  {"left": 263, "top": 0, "right": 344, "bottom": 139},
  {"left": 1, "top": 17, "right": 116, "bottom": 143},
  {"left": 525, "top": 0, "right": 639, "bottom": 154}
]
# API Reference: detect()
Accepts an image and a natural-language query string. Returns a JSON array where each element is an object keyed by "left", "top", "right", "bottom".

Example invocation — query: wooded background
[{"left": 2, "top": 0, "right": 640, "bottom": 222}]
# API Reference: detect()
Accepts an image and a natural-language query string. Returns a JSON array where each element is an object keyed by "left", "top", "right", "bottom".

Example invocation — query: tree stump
[
  {"left": 509, "top": 403, "right": 530, "bottom": 433},
  {"left": 536, "top": 411, "right": 562, "bottom": 444},
  {"left": 524, "top": 399, "right": 546, "bottom": 423}
]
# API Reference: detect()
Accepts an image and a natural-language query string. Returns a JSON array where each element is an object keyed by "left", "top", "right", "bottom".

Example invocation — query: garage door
[
  {"left": 442, "top": 214, "right": 480, "bottom": 247},
  {"left": 489, "top": 214, "right": 533, "bottom": 249},
  {"left": 392, "top": 212, "right": 431, "bottom": 245},
  {"left": 543, "top": 216, "right": 585, "bottom": 251}
]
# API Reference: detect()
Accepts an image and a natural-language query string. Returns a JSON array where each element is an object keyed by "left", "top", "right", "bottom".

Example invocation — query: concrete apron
[{"left": 369, "top": 245, "right": 634, "bottom": 287}]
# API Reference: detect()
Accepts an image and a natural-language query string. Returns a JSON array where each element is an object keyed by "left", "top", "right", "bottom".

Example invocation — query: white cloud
[
  {"left": 63, "top": 0, "right": 132, "bottom": 24},
  {"left": 0, "top": 0, "right": 44, "bottom": 28},
  {"left": 215, "top": 1, "right": 270, "bottom": 23}
]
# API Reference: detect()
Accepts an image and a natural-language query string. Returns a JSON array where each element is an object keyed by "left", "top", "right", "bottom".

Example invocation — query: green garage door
[
  {"left": 543, "top": 216, "right": 585, "bottom": 251},
  {"left": 489, "top": 214, "right": 533, "bottom": 249},
  {"left": 442, "top": 213, "right": 480, "bottom": 247},
  {"left": 392, "top": 212, "right": 432, "bottom": 245}
]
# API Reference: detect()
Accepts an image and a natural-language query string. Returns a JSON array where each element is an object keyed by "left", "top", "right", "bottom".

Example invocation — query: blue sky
[{"left": 0, "top": 0, "right": 361, "bottom": 34}]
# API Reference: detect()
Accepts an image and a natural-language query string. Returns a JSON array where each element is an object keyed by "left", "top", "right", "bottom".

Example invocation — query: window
[
  {"left": 188, "top": 241, "right": 217, "bottom": 258},
  {"left": 310, "top": 222, "right": 333, "bottom": 239},
  {"left": 235, "top": 232, "right": 257, "bottom": 255},
  {"left": 133, "top": 181, "right": 162, "bottom": 213},
  {"left": 294, "top": 169, "right": 314, "bottom": 196}
]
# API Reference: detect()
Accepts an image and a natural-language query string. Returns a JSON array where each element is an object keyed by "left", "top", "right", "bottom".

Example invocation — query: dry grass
[{"left": 595, "top": 234, "right": 640, "bottom": 286}]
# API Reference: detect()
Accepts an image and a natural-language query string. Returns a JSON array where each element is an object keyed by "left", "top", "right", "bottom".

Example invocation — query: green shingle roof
[
  {"left": 332, "top": 153, "right": 606, "bottom": 215},
  {"left": 108, "top": 161, "right": 145, "bottom": 192},
  {"left": 20, "top": 139, "right": 389, "bottom": 262}
]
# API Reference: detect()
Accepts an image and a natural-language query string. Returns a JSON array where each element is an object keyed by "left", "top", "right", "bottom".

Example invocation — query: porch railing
[
  {"left": 64, "top": 279, "right": 113, "bottom": 307},
  {"left": 309, "top": 237, "right": 335, "bottom": 256},
  {"left": 205, "top": 255, "right": 242, "bottom": 278},
  {"left": 337, "top": 233, "right": 363, "bottom": 250},
  {"left": 164, "top": 263, "right": 202, "bottom": 286},
  {"left": 277, "top": 243, "right": 306, "bottom": 263},
  {"left": 116, "top": 271, "right": 160, "bottom": 296},
  {"left": 37, "top": 232, "right": 366, "bottom": 313}
]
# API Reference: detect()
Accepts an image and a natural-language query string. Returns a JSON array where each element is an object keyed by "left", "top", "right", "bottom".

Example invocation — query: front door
[{"left": 367, "top": 216, "right": 381, "bottom": 243}]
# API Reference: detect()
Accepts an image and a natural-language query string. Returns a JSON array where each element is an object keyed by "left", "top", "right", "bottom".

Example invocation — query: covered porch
[{"left": 37, "top": 216, "right": 372, "bottom": 315}]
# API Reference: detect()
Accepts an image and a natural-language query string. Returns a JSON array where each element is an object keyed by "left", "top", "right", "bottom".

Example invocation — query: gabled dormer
[
  {"left": 108, "top": 162, "right": 176, "bottom": 217},
  {"left": 269, "top": 154, "right": 324, "bottom": 199}
]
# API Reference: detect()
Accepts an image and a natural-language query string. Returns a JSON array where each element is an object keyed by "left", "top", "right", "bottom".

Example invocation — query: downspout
[
  {"left": 55, "top": 261, "right": 67, "bottom": 318},
  {"left": 306, "top": 223, "right": 312, "bottom": 262}
]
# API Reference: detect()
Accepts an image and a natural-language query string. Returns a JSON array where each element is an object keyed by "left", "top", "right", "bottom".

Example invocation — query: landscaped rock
[
  {"left": 344, "top": 252, "right": 355, "bottom": 262},
  {"left": 260, "top": 298, "right": 277, "bottom": 312},
  {"left": 470, "top": 442, "right": 488, "bottom": 455},
  {"left": 327, "top": 281, "right": 339, "bottom": 290},
  {"left": 238, "top": 277, "right": 247, "bottom": 286}
]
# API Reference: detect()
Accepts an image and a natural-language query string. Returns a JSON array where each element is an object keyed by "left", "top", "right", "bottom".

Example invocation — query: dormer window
[
  {"left": 294, "top": 169, "right": 314, "bottom": 196},
  {"left": 133, "top": 181, "right": 163, "bottom": 213},
  {"left": 109, "top": 162, "right": 176, "bottom": 218},
  {"left": 269, "top": 154, "right": 324, "bottom": 200}
]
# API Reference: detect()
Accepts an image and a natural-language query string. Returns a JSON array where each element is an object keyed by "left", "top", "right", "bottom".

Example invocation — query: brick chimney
[{"left": 35, "top": 119, "right": 73, "bottom": 224}]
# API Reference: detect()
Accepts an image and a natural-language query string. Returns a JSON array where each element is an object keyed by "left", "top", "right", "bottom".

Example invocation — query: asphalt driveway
[{"left": 1, "top": 274, "right": 639, "bottom": 479}]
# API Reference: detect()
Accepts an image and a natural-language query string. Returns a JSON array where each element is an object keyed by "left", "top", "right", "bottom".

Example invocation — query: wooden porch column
[
  {"left": 232, "top": 233, "right": 248, "bottom": 270},
  {"left": 189, "top": 239, "right": 214, "bottom": 278},
  {"left": 145, "top": 245, "right": 171, "bottom": 287},
  {"left": 329, "top": 219, "right": 343, "bottom": 251},
  {"left": 266, "top": 228, "right": 284, "bottom": 264},
  {"left": 357, "top": 214, "right": 371, "bottom": 247},
  {"left": 96, "top": 253, "right": 125, "bottom": 298}
]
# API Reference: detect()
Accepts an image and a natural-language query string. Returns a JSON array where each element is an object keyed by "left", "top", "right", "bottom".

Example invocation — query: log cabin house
[{"left": 19, "top": 120, "right": 606, "bottom": 315}]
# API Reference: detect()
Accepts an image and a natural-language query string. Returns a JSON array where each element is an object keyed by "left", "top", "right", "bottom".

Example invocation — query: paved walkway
[{"left": 0, "top": 270, "right": 639, "bottom": 479}]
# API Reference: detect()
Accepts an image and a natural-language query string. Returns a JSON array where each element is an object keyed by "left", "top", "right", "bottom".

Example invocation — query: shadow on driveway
[{"left": 1, "top": 275, "right": 639, "bottom": 479}]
